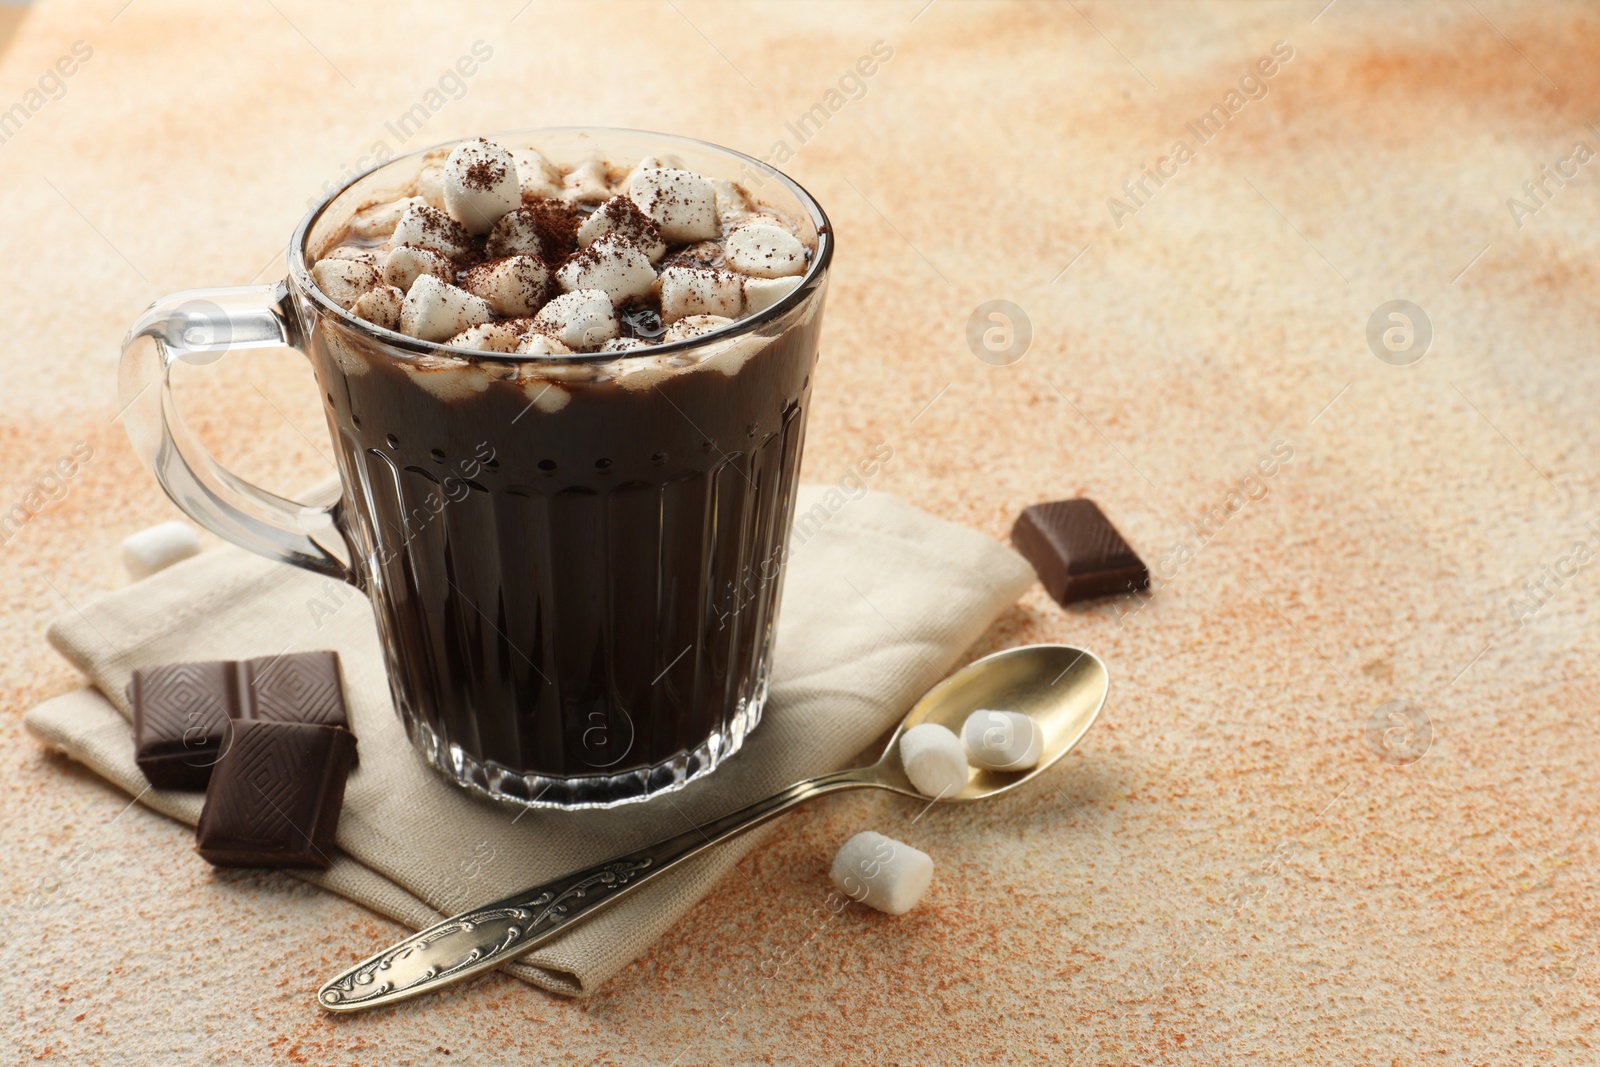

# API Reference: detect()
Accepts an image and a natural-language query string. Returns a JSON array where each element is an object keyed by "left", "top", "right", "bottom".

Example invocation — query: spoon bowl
[
  {"left": 318, "top": 643, "right": 1109, "bottom": 1012},
  {"left": 869, "top": 644, "right": 1110, "bottom": 801}
]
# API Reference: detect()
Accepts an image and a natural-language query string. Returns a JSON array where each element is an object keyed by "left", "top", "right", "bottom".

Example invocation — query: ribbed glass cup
[{"left": 293, "top": 128, "right": 831, "bottom": 808}]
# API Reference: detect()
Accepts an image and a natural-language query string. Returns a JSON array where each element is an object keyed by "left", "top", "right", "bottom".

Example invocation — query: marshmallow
[
  {"left": 830, "top": 831, "right": 934, "bottom": 915},
  {"left": 460, "top": 255, "right": 553, "bottom": 317},
  {"left": 563, "top": 154, "right": 612, "bottom": 203},
  {"left": 658, "top": 266, "right": 744, "bottom": 322},
  {"left": 511, "top": 146, "right": 563, "bottom": 200},
  {"left": 709, "top": 176, "right": 754, "bottom": 223},
  {"left": 961, "top": 709, "right": 1044, "bottom": 771},
  {"left": 660, "top": 240, "right": 725, "bottom": 271},
  {"left": 310, "top": 258, "right": 381, "bottom": 309},
  {"left": 519, "top": 376, "right": 571, "bottom": 412},
  {"left": 485, "top": 208, "right": 546, "bottom": 259},
  {"left": 443, "top": 137, "right": 521, "bottom": 234},
  {"left": 348, "top": 196, "right": 424, "bottom": 239},
  {"left": 414, "top": 162, "right": 447, "bottom": 210},
  {"left": 401, "top": 354, "right": 494, "bottom": 401},
  {"left": 898, "top": 723, "right": 969, "bottom": 799},
  {"left": 600, "top": 337, "right": 651, "bottom": 353},
  {"left": 324, "top": 245, "right": 380, "bottom": 265},
  {"left": 661, "top": 315, "right": 733, "bottom": 343},
  {"left": 634, "top": 153, "right": 687, "bottom": 172},
  {"left": 389, "top": 201, "right": 472, "bottom": 257},
  {"left": 556, "top": 234, "right": 656, "bottom": 304},
  {"left": 446, "top": 322, "right": 521, "bottom": 353},
  {"left": 742, "top": 275, "right": 803, "bottom": 315},
  {"left": 516, "top": 331, "right": 573, "bottom": 356},
  {"left": 578, "top": 195, "right": 668, "bottom": 262},
  {"left": 531, "top": 289, "right": 618, "bottom": 351},
  {"left": 399, "top": 274, "right": 494, "bottom": 343},
  {"left": 120, "top": 520, "right": 202, "bottom": 581},
  {"left": 628, "top": 167, "right": 719, "bottom": 243},
  {"left": 382, "top": 245, "right": 453, "bottom": 292},
  {"left": 725, "top": 222, "right": 807, "bottom": 278},
  {"left": 350, "top": 285, "right": 404, "bottom": 331}
]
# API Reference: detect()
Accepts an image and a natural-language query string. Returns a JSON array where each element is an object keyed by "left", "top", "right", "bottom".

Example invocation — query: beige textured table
[{"left": 5, "top": 1, "right": 1600, "bottom": 1062}]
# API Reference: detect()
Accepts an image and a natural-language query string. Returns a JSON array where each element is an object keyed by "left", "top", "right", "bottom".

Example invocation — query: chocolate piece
[
  {"left": 1011, "top": 498, "right": 1148, "bottom": 605},
  {"left": 129, "top": 651, "right": 348, "bottom": 790},
  {"left": 195, "top": 720, "right": 356, "bottom": 869}
]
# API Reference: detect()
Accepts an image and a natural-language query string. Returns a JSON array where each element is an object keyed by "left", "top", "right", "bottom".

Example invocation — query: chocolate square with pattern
[
  {"left": 195, "top": 720, "right": 356, "bottom": 869},
  {"left": 128, "top": 651, "right": 351, "bottom": 790},
  {"left": 242, "top": 651, "right": 348, "bottom": 728},
  {"left": 1011, "top": 498, "right": 1148, "bottom": 605},
  {"left": 129, "top": 660, "right": 241, "bottom": 790}
]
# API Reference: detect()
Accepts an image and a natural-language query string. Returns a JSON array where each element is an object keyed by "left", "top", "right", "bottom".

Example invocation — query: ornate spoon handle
[{"left": 318, "top": 767, "right": 875, "bottom": 1011}]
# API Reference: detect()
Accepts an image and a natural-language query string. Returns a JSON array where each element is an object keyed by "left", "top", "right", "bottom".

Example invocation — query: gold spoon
[{"left": 317, "top": 643, "right": 1108, "bottom": 1012}]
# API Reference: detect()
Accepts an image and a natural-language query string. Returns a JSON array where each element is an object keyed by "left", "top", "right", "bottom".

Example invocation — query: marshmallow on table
[
  {"left": 628, "top": 166, "right": 719, "bottom": 243},
  {"left": 351, "top": 285, "right": 404, "bottom": 331},
  {"left": 399, "top": 274, "right": 494, "bottom": 343},
  {"left": 389, "top": 201, "right": 473, "bottom": 257},
  {"left": 743, "top": 275, "right": 803, "bottom": 315},
  {"left": 724, "top": 222, "right": 807, "bottom": 278},
  {"left": 658, "top": 266, "right": 744, "bottom": 322},
  {"left": 485, "top": 208, "right": 546, "bottom": 259},
  {"left": 310, "top": 259, "right": 380, "bottom": 309},
  {"left": 962, "top": 709, "right": 1044, "bottom": 771},
  {"left": 511, "top": 146, "right": 563, "bottom": 200},
  {"left": 898, "top": 723, "right": 970, "bottom": 798},
  {"left": 461, "top": 255, "right": 552, "bottom": 316},
  {"left": 121, "top": 521, "right": 201, "bottom": 581},
  {"left": 382, "top": 245, "right": 453, "bottom": 292},
  {"left": 443, "top": 138, "right": 522, "bottom": 234},
  {"left": 661, "top": 315, "right": 732, "bottom": 343},
  {"left": 578, "top": 196, "right": 667, "bottom": 262},
  {"left": 556, "top": 234, "right": 657, "bottom": 304},
  {"left": 531, "top": 289, "right": 619, "bottom": 351},
  {"left": 830, "top": 831, "right": 934, "bottom": 915}
]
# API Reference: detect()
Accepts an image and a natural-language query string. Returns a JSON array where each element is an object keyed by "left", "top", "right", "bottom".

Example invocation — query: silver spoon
[{"left": 317, "top": 643, "right": 1108, "bottom": 1012}]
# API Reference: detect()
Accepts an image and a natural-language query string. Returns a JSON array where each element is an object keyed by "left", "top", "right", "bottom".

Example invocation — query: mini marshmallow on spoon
[
  {"left": 898, "top": 723, "right": 969, "bottom": 798},
  {"left": 962, "top": 709, "right": 1044, "bottom": 771}
]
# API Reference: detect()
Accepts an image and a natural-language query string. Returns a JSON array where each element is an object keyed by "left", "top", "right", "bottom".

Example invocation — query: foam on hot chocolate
[{"left": 310, "top": 137, "right": 816, "bottom": 394}]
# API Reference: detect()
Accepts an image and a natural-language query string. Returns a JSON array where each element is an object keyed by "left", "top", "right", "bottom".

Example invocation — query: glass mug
[{"left": 119, "top": 128, "right": 832, "bottom": 808}]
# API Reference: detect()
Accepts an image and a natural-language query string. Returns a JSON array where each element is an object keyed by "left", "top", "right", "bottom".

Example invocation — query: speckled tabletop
[{"left": 5, "top": 1, "right": 1600, "bottom": 1063}]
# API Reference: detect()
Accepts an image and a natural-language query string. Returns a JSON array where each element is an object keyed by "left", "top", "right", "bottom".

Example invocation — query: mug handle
[{"left": 118, "top": 281, "right": 360, "bottom": 587}]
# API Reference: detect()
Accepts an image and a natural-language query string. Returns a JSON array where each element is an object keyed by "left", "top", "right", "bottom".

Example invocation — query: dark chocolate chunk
[
  {"left": 129, "top": 651, "right": 348, "bottom": 790},
  {"left": 128, "top": 660, "right": 235, "bottom": 790},
  {"left": 195, "top": 720, "right": 356, "bottom": 869},
  {"left": 1011, "top": 498, "right": 1148, "bottom": 605}
]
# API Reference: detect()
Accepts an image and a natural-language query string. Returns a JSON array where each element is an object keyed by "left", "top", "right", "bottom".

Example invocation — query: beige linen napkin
[{"left": 24, "top": 485, "right": 1033, "bottom": 996}]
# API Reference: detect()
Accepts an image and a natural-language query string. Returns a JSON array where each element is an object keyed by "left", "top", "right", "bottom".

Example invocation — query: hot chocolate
[{"left": 302, "top": 135, "right": 829, "bottom": 806}]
